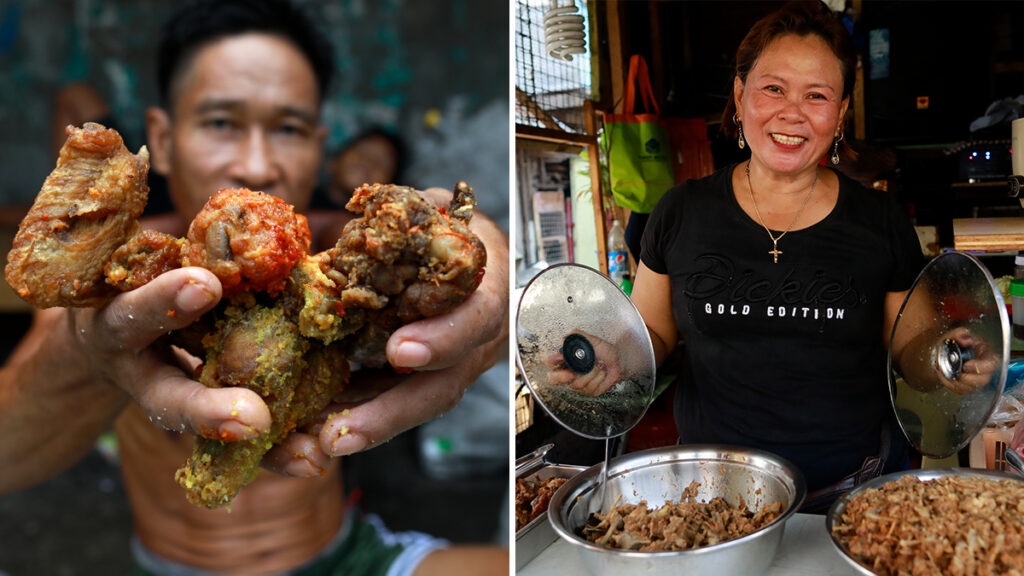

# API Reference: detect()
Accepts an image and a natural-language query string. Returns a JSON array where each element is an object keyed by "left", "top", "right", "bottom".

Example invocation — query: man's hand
[
  {"left": 75, "top": 267, "right": 272, "bottom": 438},
  {"left": 0, "top": 266, "right": 274, "bottom": 493}
]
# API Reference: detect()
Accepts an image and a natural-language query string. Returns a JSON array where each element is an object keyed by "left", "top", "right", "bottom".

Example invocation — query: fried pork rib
[
  {"left": 581, "top": 481, "right": 782, "bottom": 552},
  {"left": 4, "top": 123, "right": 486, "bottom": 509},
  {"left": 832, "top": 475, "right": 1024, "bottom": 576},
  {"left": 5, "top": 123, "right": 149, "bottom": 307}
]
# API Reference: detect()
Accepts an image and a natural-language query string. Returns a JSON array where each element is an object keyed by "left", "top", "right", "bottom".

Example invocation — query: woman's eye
[{"left": 765, "top": 85, "right": 782, "bottom": 94}]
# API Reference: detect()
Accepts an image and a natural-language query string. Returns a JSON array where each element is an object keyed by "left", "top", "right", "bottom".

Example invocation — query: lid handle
[
  {"left": 936, "top": 337, "right": 975, "bottom": 381},
  {"left": 562, "top": 333, "right": 596, "bottom": 374}
]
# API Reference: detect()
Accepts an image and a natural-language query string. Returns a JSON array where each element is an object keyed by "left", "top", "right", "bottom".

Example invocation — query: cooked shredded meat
[
  {"left": 580, "top": 480, "right": 783, "bottom": 551},
  {"left": 516, "top": 475, "right": 568, "bottom": 531},
  {"left": 831, "top": 475, "right": 1024, "bottom": 576}
]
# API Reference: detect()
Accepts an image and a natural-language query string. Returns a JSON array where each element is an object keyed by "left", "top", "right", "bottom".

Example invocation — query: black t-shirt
[{"left": 640, "top": 163, "right": 924, "bottom": 490}]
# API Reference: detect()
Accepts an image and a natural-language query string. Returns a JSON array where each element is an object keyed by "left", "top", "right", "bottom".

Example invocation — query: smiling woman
[{"left": 627, "top": 0, "right": 926, "bottom": 512}]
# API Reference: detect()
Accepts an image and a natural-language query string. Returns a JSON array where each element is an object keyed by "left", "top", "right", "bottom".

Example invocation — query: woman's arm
[{"left": 631, "top": 262, "right": 679, "bottom": 366}]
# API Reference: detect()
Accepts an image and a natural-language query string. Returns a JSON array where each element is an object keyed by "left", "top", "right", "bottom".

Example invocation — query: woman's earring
[
  {"left": 734, "top": 114, "right": 745, "bottom": 149},
  {"left": 831, "top": 133, "right": 844, "bottom": 166}
]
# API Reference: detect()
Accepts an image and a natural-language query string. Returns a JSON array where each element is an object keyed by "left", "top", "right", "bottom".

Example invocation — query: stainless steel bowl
[
  {"left": 547, "top": 445, "right": 807, "bottom": 576},
  {"left": 826, "top": 467, "right": 1023, "bottom": 576}
]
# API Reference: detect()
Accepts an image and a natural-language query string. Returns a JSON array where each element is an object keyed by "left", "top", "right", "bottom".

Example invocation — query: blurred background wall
[{"left": 0, "top": 0, "right": 509, "bottom": 227}]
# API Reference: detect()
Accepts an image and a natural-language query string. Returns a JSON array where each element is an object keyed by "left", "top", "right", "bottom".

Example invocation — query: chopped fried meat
[
  {"left": 516, "top": 475, "right": 568, "bottom": 531},
  {"left": 831, "top": 474, "right": 1024, "bottom": 576},
  {"left": 174, "top": 297, "right": 348, "bottom": 508},
  {"left": 321, "top": 182, "right": 486, "bottom": 366},
  {"left": 581, "top": 480, "right": 783, "bottom": 552}
]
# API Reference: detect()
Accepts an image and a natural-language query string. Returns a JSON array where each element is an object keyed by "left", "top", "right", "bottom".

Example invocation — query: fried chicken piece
[
  {"left": 104, "top": 229, "right": 184, "bottom": 291},
  {"left": 318, "top": 182, "right": 487, "bottom": 365},
  {"left": 5, "top": 124, "right": 486, "bottom": 508},
  {"left": 278, "top": 253, "right": 367, "bottom": 344},
  {"left": 182, "top": 188, "right": 312, "bottom": 299},
  {"left": 174, "top": 296, "right": 349, "bottom": 508},
  {"left": 5, "top": 122, "right": 149, "bottom": 307}
]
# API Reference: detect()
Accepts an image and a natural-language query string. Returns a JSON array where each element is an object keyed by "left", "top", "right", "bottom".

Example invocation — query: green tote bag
[{"left": 602, "top": 54, "right": 675, "bottom": 214}]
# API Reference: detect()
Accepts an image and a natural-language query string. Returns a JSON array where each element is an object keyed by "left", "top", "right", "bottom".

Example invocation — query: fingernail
[
  {"left": 176, "top": 280, "right": 216, "bottom": 313},
  {"left": 330, "top": 426, "right": 366, "bottom": 456},
  {"left": 217, "top": 420, "right": 259, "bottom": 442},
  {"left": 283, "top": 455, "right": 326, "bottom": 478},
  {"left": 393, "top": 341, "right": 431, "bottom": 368}
]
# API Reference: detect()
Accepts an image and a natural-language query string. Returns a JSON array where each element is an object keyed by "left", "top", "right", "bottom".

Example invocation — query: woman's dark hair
[
  {"left": 721, "top": 0, "right": 856, "bottom": 145},
  {"left": 157, "top": 0, "right": 335, "bottom": 109}
]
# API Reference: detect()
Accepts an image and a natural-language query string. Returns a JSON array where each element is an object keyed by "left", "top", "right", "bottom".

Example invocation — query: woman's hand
[
  {"left": 935, "top": 327, "right": 998, "bottom": 395},
  {"left": 541, "top": 331, "right": 624, "bottom": 397}
]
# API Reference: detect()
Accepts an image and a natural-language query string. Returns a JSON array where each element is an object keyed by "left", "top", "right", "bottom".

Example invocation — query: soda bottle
[{"left": 607, "top": 219, "right": 628, "bottom": 286}]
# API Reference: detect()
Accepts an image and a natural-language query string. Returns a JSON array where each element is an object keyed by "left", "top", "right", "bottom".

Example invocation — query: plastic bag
[{"left": 968, "top": 394, "right": 1024, "bottom": 469}]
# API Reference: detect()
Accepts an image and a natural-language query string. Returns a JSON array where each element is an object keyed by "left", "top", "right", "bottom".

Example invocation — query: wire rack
[{"left": 515, "top": 0, "right": 592, "bottom": 134}]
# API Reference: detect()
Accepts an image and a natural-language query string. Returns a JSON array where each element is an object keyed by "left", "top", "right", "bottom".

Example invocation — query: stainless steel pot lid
[
  {"left": 515, "top": 263, "right": 656, "bottom": 439},
  {"left": 888, "top": 251, "right": 1009, "bottom": 458}
]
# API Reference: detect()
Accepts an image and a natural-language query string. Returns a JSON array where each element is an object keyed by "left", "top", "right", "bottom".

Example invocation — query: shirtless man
[{"left": 0, "top": 1, "right": 509, "bottom": 573}]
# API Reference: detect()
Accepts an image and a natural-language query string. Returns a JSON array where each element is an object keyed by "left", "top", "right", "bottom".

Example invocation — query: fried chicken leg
[{"left": 174, "top": 297, "right": 348, "bottom": 508}]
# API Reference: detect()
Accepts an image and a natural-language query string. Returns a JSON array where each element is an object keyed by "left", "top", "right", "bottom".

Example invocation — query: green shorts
[{"left": 131, "top": 511, "right": 449, "bottom": 576}]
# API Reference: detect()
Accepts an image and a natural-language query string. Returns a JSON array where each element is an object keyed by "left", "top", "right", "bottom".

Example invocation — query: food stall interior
[
  {"left": 516, "top": 0, "right": 1024, "bottom": 466},
  {"left": 516, "top": 0, "right": 1024, "bottom": 572}
]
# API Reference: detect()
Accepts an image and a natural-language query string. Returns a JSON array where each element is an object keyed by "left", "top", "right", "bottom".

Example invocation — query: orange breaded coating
[
  {"left": 105, "top": 229, "right": 184, "bottom": 291},
  {"left": 5, "top": 122, "right": 149, "bottom": 307},
  {"left": 182, "top": 188, "right": 311, "bottom": 299}
]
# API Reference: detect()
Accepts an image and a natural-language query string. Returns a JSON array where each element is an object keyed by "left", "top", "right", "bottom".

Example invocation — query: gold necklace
[{"left": 744, "top": 161, "right": 818, "bottom": 264}]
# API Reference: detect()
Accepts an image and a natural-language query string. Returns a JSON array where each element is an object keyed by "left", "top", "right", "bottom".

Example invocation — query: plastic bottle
[
  {"left": 1012, "top": 278, "right": 1024, "bottom": 341},
  {"left": 1015, "top": 252, "right": 1024, "bottom": 279},
  {"left": 607, "top": 219, "right": 628, "bottom": 286}
]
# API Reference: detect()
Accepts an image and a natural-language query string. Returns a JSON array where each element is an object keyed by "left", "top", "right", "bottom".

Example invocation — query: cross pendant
[{"left": 769, "top": 242, "right": 782, "bottom": 264}]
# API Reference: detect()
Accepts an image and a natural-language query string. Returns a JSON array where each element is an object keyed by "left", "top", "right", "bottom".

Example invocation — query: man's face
[{"left": 148, "top": 33, "right": 324, "bottom": 221}]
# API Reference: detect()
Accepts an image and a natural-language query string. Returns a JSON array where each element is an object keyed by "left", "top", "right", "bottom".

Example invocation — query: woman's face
[{"left": 735, "top": 33, "right": 849, "bottom": 176}]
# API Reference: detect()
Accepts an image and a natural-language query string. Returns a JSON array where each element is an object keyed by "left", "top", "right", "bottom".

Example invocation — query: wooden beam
[
  {"left": 584, "top": 99, "right": 608, "bottom": 274},
  {"left": 515, "top": 125, "right": 597, "bottom": 146},
  {"left": 648, "top": 1, "right": 664, "bottom": 108},
  {"left": 606, "top": 0, "right": 625, "bottom": 113},
  {"left": 514, "top": 87, "right": 563, "bottom": 131}
]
